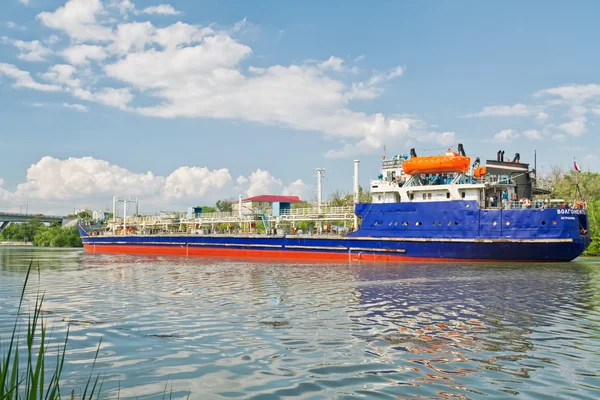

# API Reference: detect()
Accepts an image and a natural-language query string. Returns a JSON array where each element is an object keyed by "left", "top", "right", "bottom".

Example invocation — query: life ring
[
  {"left": 574, "top": 201, "right": 586, "bottom": 210},
  {"left": 521, "top": 198, "right": 532, "bottom": 208}
]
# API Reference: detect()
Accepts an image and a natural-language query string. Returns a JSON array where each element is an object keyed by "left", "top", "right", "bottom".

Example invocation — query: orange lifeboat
[
  {"left": 473, "top": 166, "right": 487, "bottom": 178},
  {"left": 402, "top": 152, "right": 471, "bottom": 175}
]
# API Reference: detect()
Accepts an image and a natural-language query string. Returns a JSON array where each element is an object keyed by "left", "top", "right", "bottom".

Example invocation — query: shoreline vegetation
[
  {"left": 2, "top": 263, "right": 189, "bottom": 399},
  {"left": 1, "top": 263, "right": 104, "bottom": 399},
  {"left": 0, "top": 170, "right": 597, "bottom": 255}
]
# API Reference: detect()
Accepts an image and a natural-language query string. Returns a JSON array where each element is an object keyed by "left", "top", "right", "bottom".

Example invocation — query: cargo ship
[{"left": 79, "top": 145, "right": 591, "bottom": 262}]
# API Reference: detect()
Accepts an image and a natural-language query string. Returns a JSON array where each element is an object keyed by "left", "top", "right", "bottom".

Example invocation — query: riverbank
[{"left": 0, "top": 241, "right": 33, "bottom": 246}]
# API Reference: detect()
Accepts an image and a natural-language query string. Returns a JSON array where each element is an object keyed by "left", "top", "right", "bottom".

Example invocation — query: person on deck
[{"left": 502, "top": 191, "right": 508, "bottom": 209}]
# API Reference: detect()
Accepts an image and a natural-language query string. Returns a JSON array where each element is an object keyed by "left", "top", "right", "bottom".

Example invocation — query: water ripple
[{"left": 1, "top": 248, "right": 599, "bottom": 399}]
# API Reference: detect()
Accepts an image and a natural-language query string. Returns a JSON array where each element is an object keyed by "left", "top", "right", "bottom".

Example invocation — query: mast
[
  {"left": 353, "top": 160, "right": 360, "bottom": 231},
  {"left": 534, "top": 149, "right": 537, "bottom": 186}
]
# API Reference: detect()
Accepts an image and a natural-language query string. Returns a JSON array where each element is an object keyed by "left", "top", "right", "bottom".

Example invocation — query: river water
[{"left": 0, "top": 248, "right": 599, "bottom": 399}]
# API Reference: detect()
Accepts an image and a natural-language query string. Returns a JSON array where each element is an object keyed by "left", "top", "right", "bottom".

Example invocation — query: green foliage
[
  {"left": 291, "top": 201, "right": 311, "bottom": 209},
  {"left": 199, "top": 206, "right": 217, "bottom": 214},
  {"left": 585, "top": 199, "right": 600, "bottom": 256},
  {"left": 33, "top": 226, "right": 82, "bottom": 247},
  {"left": 327, "top": 185, "right": 372, "bottom": 206},
  {"left": 216, "top": 199, "right": 233, "bottom": 212},
  {"left": 0, "top": 218, "right": 43, "bottom": 242},
  {"left": 1, "top": 262, "right": 103, "bottom": 399},
  {"left": 67, "top": 210, "right": 93, "bottom": 221},
  {"left": 545, "top": 168, "right": 600, "bottom": 256},
  {"left": 1, "top": 219, "right": 82, "bottom": 247}
]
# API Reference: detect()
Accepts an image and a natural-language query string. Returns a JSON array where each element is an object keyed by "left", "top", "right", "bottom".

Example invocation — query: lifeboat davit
[{"left": 402, "top": 152, "right": 471, "bottom": 175}]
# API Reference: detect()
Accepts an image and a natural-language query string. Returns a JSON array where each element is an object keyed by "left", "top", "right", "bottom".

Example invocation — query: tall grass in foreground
[{"left": 0, "top": 262, "right": 102, "bottom": 399}]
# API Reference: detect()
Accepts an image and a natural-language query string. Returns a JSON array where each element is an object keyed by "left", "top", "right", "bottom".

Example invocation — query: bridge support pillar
[{"left": 0, "top": 221, "right": 9, "bottom": 234}]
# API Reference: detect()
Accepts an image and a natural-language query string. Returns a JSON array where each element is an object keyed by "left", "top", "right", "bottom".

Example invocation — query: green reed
[{"left": 0, "top": 262, "right": 102, "bottom": 399}]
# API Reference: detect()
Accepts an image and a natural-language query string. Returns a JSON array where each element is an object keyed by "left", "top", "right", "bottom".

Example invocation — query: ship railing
[
  {"left": 285, "top": 205, "right": 354, "bottom": 216},
  {"left": 103, "top": 205, "right": 358, "bottom": 232},
  {"left": 486, "top": 200, "right": 556, "bottom": 210}
]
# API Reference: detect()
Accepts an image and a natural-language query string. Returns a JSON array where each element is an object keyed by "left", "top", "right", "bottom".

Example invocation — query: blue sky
[{"left": 1, "top": 0, "right": 599, "bottom": 214}]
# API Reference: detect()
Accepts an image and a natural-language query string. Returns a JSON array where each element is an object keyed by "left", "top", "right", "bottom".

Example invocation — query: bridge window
[
  {"left": 410, "top": 193, "right": 414, "bottom": 200},
  {"left": 422, "top": 193, "right": 427, "bottom": 200},
  {"left": 447, "top": 193, "right": 451, "bottom": 199},
  {"left": 427, "top": 193, "right": 432, "bottom": 200},
  {"left": 461, "top": 192, "right": 466, "bottom": 199}
]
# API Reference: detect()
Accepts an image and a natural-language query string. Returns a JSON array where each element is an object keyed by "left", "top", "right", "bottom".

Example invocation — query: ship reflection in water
[{"left": 0, "top": 249, "right": 599, "bottom": 399}]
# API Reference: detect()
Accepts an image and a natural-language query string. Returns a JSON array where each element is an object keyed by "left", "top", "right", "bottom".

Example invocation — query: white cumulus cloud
[
  {"left": 13, "top": 156, "right": 164, "bottom": 200},
  {"left": 464, "top": 103, "right": 534, "bottom": 118},
  {"left": 1, "top": 37, "right": 52, "bottom": 62},
  {"left": 62, "top": 44, "right": 108, "bottom": 65},
  {"left": 523, "top": 129, "right": 542, "bottom": 140},
  {"left": 0, "top": 63, "right": 61, "bottom": 91},
  {"left": 283, "top": 179, "right": 310, "bottom": 199},
  {"left": 62, "top": 103, "right": 89, "bottom": 112},
  {"left": 37, "top": 0, "right": 113, "bottom": 42},
  {"left": 163, "top": 166, "right": 232, "bottom": 199},
  {"left": 141, "top": 5, "right": 181, "bottom": 15},
  {"left": 2, "top": 4, "right": 442, "bottom": 159},
  {"left": 0, "top": 156, "right": 309, "bottom": 211},
  {"left": 493, "top": 129, "right": 519, "bottom": 143}
]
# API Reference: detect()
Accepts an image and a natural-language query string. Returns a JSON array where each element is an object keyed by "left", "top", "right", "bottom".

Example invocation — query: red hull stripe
[{"left": 84, "top": 244, "right": 495, "bottom": 262}]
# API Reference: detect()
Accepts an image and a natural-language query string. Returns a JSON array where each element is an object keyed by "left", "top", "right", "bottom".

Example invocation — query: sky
[{"left": 1, "top": 0, "right": 599, "bottom": 215}]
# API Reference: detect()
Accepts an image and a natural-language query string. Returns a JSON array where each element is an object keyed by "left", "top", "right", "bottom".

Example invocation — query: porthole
[
  {"left": 465, "top": 204, "right": 470, "bottom": 208},
  {"left": 374, "top": 221, "right": 381, "bottom": 226},
  {"left": 454, "top": 221, "right": 459, "bottom": 226},
  {"left": 541, "top": 221, "right": 546, "bottom": 225},
  {"left": 439, "top": 222, "right": 443, "bottom": 226},
  {"left": 416, "top": 221, "right": 422, "bottom": 226},
  {"left": 394, "top": 221, "right": 399, "bottom": 226},
  {"left": 447, "top": 221, "right": 451, "bottom": 226},
  {"left": 492, "top": 221, "right": 497, "bottom": 226},
  {"left": 506, "top": 221, "right": 511, "bottom": 226},
  {"left": 432, "top": 221, "right": 437, "bottom": 226},
  {"left": 389, "top": 221, "right": 393, "bottom": 226},
  {"left": 402, "top": 221, "right": 408, "bottom": 226}
]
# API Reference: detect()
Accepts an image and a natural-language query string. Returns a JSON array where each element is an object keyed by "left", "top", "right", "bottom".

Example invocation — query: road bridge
[{"left": 0, "top": 212, "right": 73, "bottom": 233}]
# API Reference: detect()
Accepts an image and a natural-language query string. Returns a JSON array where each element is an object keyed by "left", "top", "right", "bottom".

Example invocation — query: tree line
[
  {"left": 542, "top": 168, "right": 600, "bottom": 255},
  {"left": 0, "top": 218, "right": 82, "bottom": 247}
]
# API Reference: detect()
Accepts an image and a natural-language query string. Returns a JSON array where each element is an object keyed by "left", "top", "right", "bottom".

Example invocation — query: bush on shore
[{"left": 0, "top": 218, "right": 82, "bottom": 247}]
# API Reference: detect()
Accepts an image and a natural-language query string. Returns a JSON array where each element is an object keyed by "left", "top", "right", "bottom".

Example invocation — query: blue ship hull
[{"left": 80, "top": 201, "right": 590, "bottom": 262}]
